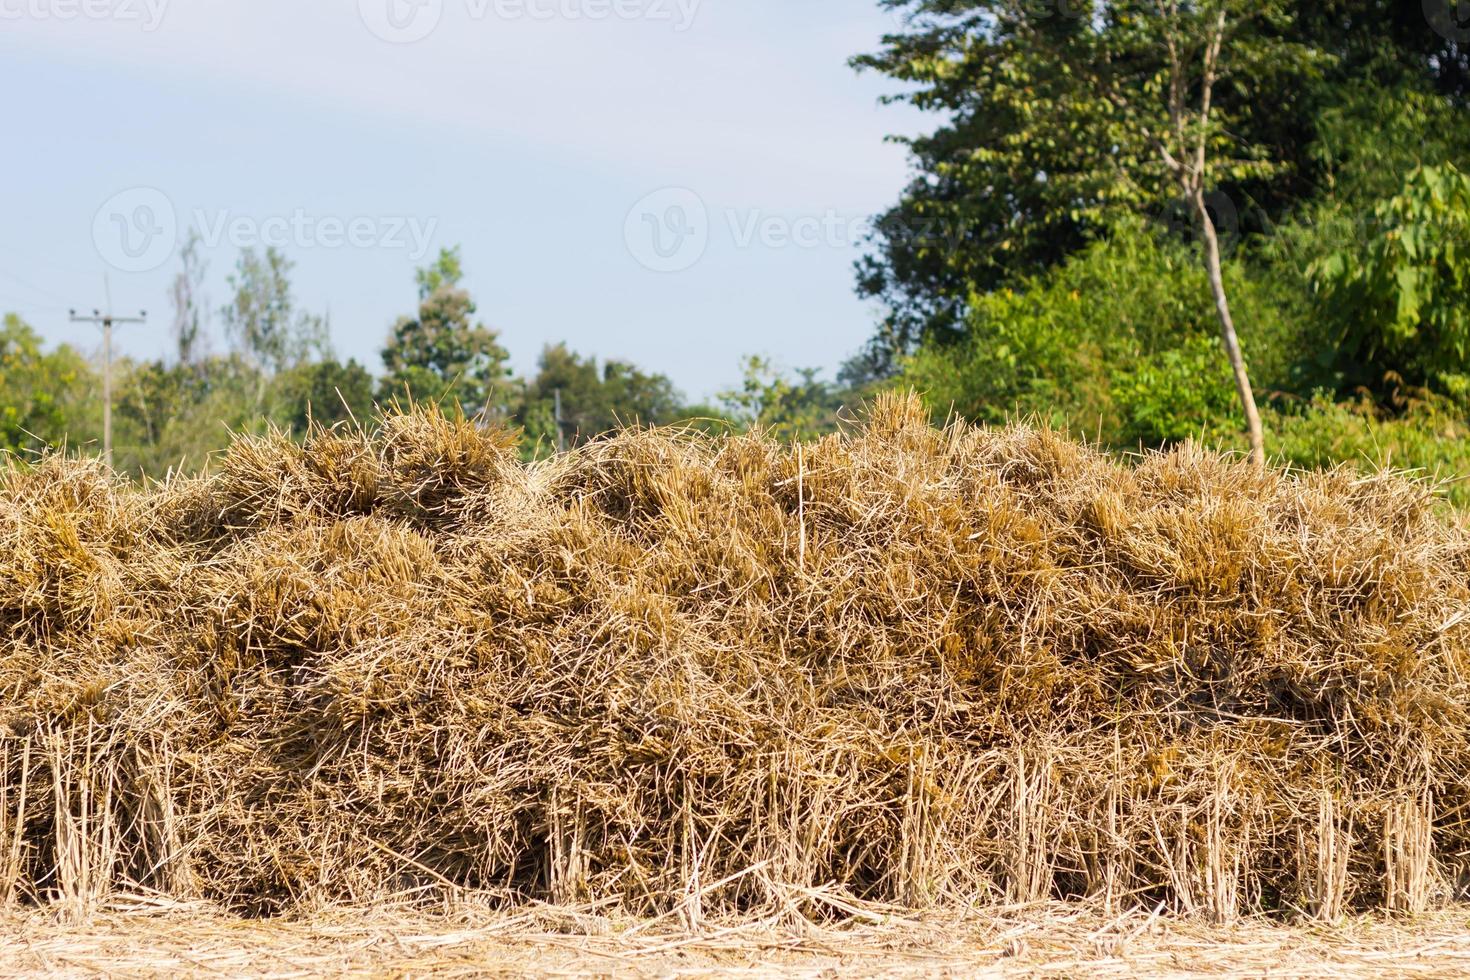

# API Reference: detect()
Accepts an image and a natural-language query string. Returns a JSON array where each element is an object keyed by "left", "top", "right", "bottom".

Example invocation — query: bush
[
  {"left": 1308, "top": 164, "right": 1470, "bottom": 393},
  {"left": 902, "top": 222, "right": 1301, "bottom": 449},
  {"left": 1261, "top": 393, "right": 1470, "bottom": 508},
  {"left": 0, "top": 315, "right": 98, "bottom": 456}
]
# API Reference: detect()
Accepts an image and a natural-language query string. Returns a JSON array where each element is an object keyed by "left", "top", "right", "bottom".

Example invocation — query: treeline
[
  {"left": 836, "top": 0, "right": 1470, "bottom": 499},
  {"left": 6, "top": 0, "right": 1470, "bottom": 497},
  {"left": 0, "top": 242, "right": 830, "bottom": 476}
]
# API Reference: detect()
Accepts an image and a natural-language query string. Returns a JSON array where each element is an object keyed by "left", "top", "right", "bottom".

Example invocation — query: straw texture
[{"left": 2, "top": 394, "right": 1468, "bottom": 921}]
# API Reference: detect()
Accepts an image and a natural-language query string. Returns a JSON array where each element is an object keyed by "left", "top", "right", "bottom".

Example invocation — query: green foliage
[
  {"left": 171, "top": 229, "right": 208, "bottom": 367},
  {"left": 902, "top": 222, "right": 1295, "bottom": 447},
  {"left": 1263, "top": 393, "right": 1470, "bottom": 508},
  {"left": 379, "top": 249, "right": 513, "bottom": 418},
  {"left": 718, "top": 357, "right": 848, "bottom": 442},
  {"left": 1307, "top": 85, "right": 1470, "bottom": 208},
  {"left": 221, "top": 246, "right": 328, "bottom": 386},
  {"left": 0, "top": 314, "right": 97, "bottom": 456},
  {"left": 1309, "top": 164, "right": 1470, "bottom": 390},
  {"left": 415, "top": 245, "right": 464, "bottom": 299},
  {"left": 864, "top": 2, "right": 1468, "bottom": 480},
  {"left": 1111, "top": 334, "right": 1245, "bottom": 446},
  {"left": 852, "top": 0, "right": 1469, "bottom": 370},
  {"left": 111, "top": 355, "right": 260, "bottom": 477},
  {"left": 115, "top": 358, "right": 207, "bottom": 450},
  {"left": 268, "top": 358, "right": 375, "bottom": 433},
  {"left": 516, "top": 343, "right": 684, "bottom": 453},
  {"left": 852, "top": 0, "right": 1329, "bottom": 362}
]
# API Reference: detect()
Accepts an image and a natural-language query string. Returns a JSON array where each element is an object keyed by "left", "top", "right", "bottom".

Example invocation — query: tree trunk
[{"left": 1192, "top": 189, "right": 1265, "bottom": 470}]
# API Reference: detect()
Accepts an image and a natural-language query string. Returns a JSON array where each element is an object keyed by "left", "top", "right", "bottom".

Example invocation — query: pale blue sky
[{"left": 0, "top": 0, "right": 922, "bottom": 401}]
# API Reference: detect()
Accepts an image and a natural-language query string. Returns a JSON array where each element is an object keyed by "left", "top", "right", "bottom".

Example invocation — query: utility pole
[
  {"left": 70, "top": 286, "right": 146, "bottom": 465},
  {"left": 553, "top": 388, "right": 566, "bottom": 454}
]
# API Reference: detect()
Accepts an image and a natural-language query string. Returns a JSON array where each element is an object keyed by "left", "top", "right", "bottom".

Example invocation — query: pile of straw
[{"left": 2, "top": 394, "right": 1468, "bottom": 921}]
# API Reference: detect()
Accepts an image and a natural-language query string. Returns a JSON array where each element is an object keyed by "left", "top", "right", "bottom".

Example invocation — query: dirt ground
[{"left": 3, "top": 902, "right": 1470, "bottom": 979}]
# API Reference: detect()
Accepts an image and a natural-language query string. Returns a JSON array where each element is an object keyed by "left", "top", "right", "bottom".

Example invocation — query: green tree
[
  {"left": 269, "top": 358, "right": 376, "bottom": 433},
  {"left": 1237, "top": 80, "right": 1470, "bottom": 399},
  {"left": 170, "top": 229, "right": 209, "bottom": 368},
  {"left": 850, "top": 0, "right": 1468, "bottom": 371},
  {"left": 415, "top": 244, "right": 464, "bottom": 297},
  {"left": 718, "top": 357, "right": 847, "bottom": 442},
  {"left": 517, "top": 343, "right": 684, "bottom": 451},
  {"left": 1118, "top": 0, "right": 1314, "bottom": 466},
  {"left": 0, "top": 314, "right": 97, "bottom": 455},
  {"left": 379, "top": 248, "right": 513, "bottom": 419},
  {"left": 858, "top": 0, "right": 1328, "bottom": 465},
  {"left": 221, "top": 246, "right": 328, "bottom": 407},
  {"left": 854, "top": 1, "right": 1322, "bottom": 361}
]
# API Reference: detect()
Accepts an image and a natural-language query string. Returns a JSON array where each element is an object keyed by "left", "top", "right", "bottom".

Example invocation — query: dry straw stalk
[{"left": 1, "top": 394, "right": 1467, "bottom": 921}]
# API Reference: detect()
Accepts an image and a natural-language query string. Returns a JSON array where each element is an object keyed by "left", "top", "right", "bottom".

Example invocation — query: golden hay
[{"left": 2, "top": 394, "right": 1468, "bottom": 922}]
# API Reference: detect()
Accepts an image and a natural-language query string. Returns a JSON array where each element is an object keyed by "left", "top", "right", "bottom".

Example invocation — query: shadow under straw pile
[{"left": 1, "top": 394, "right": 1468, "bottom": 922}]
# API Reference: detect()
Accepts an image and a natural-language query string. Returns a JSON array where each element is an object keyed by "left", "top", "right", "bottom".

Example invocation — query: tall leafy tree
[
  {"left": 518, "top": 343, "right": 684, "bottom": 450},
  {"left": 851, "top": 0, "right": 1461, "bottom": 368},
  {"left": 856, "top": 0, "right": 1327, "bottom": 465},
  {"left": 1115, "top": 0, "right": 1309, "bottom": 466},
  {"left": 379, "top": 247, "right": 513, "bottom": 419},
  {"left": 221, "top": 246, "right": 328, "bottom": 407},
  {"left": 170, "top": 229, "right": 208, "bottom": 368}
]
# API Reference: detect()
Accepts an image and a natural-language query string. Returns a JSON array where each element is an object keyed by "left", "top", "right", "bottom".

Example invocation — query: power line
[
  {"left": 0, "top": 295, "right": 69, "bottom": 315},
  {"left": 0, "top": 268, "right": 72, "bottom": 307}
]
